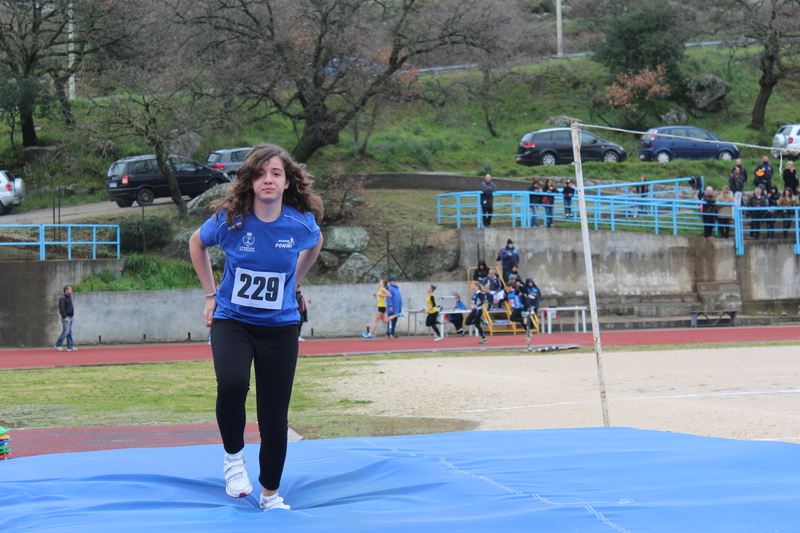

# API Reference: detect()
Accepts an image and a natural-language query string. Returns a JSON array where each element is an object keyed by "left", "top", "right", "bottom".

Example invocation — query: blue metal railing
[
  {"left": 436, "top": 179, "right": 800, "bottom": 256},
  {"left": 0, "top": 224, "right": 121, "bottom": 260}
]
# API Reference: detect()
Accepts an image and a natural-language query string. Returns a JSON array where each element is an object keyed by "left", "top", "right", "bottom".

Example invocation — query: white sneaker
[
  {"left": 298, "top": 336, "right": 305, "bottom": 342},
  {"left": 55, "top": 345, "right": 63, "bottom": 352},
  {"left": 67, "top": 347, "right": 78, "bottom": 351},
  {"left": 223, "top": 452, "right": 252, "bottom": 498},
  {"left": 259, "top": 493, "right": 291, "bottom": 511},
  {"left": 434, "top": 336, "right": 444, "bottom": 342}
]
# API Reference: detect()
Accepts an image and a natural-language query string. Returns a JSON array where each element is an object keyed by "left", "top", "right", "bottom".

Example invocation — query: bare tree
[
  {"left": 707, "top": 0, "right": 800, "bottom": 131},
  {"left": 181, "top": 0, "right": 521, "bottom": 162},
  {"left": 85, "top": 3, "right": 217, "bottom": 216},
  {"left": 0, "top": 0, "right": 127, "bottom": 146}
]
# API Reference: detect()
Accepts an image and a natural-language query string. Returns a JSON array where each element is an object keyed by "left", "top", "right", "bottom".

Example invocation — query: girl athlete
[
  {"left": 465, "top": 281, "right": 488, "bottom": 344},
  {"left": 362, "top": 279, "right": 402, "bottom": 338},
  {"left": 189, "top": 144, "right": 323, "bottom": 511},
  {"left": 425, "top": 284, "right": 443, "bottom": 341}
]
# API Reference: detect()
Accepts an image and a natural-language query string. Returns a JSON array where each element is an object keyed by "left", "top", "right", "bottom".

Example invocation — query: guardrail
[
  {"left": 0, "top": 224, "right": 121, "bottom": 260},
  {"left": 437, "top": 179, "right": 800, "bottom": 256}
]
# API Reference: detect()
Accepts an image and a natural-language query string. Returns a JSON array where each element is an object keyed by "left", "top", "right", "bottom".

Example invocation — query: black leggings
[
  {"left": 465, "top": 308, "right": 485, "bottom": 338},
  {"left": 211, "top": 319, "right": 298, "bottom": 491},
  {"left": 425, "top": 311, "right": 441, "bottom": 336}
]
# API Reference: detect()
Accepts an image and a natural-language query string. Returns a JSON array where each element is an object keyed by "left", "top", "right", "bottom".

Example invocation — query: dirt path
[
  {"left": 319, "top": 345, "right": 800, "bottom": 443},
  {"left": 1, "top": 198, "right": 176, "bottom": 225}
]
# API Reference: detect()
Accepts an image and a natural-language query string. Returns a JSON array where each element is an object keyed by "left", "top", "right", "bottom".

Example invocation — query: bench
[{"left": 690, "top": 310, "right": 738, "bottom": 328}]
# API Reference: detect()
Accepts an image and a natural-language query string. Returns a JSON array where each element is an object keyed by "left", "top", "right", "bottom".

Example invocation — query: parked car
[
  {"left": 206, "top": 147, "right": 251, "bottom": 180},
  {"left": 771, "top": 124, "right": 800, "bottom": 159},
  {"left": 515, "top": 128, "right": 627, "bottom": 166},
  {"left": 0, "top": 170, "right": 25, "bottom": 215},
  {"left": 638, "top": 126, "right": 739, "bottom": 163},
  {"left": 105, "top": 155, "right": 228, "bottom": 207}
]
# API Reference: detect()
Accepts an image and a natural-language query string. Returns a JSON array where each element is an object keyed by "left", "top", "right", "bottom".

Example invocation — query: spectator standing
[
  {"left": 465, "top": 281, "right": 488, "bottom": 344},
  {"left": 777, "top": 188, "right": 796, "bottom": 238},
  {"left": 527, "top": 178, "right": 542, "bottom": 227},
  {"left": 562, "top": 179, "right": 575, "bottom": 218},
  {"left": 733, "top": 159, "right": 748, "bottom": 187},
  {"left": 701, "top": 186, "right": 717, "bottom": 238},
  {"left": 524, "top": 278, "right": 541, "bottom": 313},
  {"left": 541, "top": 179, "right": 556, "bottom": 227},
  {"left": 480, "top": 174, "right": 498, "bottom": 228},
  {"left": 767, "top": 186, "right": 780, "bottom": 238},
  {"left": 715, "top": 186, "right": 734, "bottom": 239},
  {"left": 473, "top": 259, "right": 489, "bottom": 281},
  {"left": 54, "top": 285, "right": 77, "bottom": 351},
  {"left": 497, "top": 239, "right": 519, "bottom": 279},
  {"left": 729, "top": 165, "right": 746, "bottom": 207},
  {"left": 783, "top": 161, "right": 798, "bottom": 195},
  {"left": 754, "top": 155, "right": 774, "bottom": 192},
  {"left": 295, "top": 286, "right": 307, "bottom": 342},
  {"left": 632, "top": 176, "right": 649, "bottom": 217},
  {"left": 386, "top": 276, "right": 403, "bottom": 339},
  {"left": 747, "top": 187, "right": 769, "bottom": 239}
]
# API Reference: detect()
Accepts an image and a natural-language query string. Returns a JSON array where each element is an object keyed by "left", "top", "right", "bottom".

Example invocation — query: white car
[
  {"left": 771, "top": 124, "right": 800, "bottom": 159},
  {"left": 0, "top": 170, "right": 25, "bottom": 215}
]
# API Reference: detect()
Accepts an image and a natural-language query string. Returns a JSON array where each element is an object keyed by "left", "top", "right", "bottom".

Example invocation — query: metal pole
[
  {"left": 556, "top": 0, "right": 564, "bottom": 58},
  {"left": 570, "top": 121, "right": 610, "bottom": 427}
]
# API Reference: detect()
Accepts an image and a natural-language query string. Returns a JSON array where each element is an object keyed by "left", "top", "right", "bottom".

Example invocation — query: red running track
[{"left": 2, "top": 325, "right": 799, "bottom": 458}]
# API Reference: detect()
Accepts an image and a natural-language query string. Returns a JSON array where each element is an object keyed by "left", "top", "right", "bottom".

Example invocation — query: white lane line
[{"left": 462, "top": 389, "right": 800, "bottom": 413}]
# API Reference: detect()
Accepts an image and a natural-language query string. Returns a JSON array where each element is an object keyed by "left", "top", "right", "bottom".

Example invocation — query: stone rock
[
  {"left": 187, "top": 185, "right": 231, "bottom": 218},
  {"left": 318, "top": 250, "right": 340, "bottom": 269},
  {"left": 660, "top": 108, "right": 687, "bottom": 125},
  {"left": 544, "top": 115, "right": 581, "bottom": 127},
  {"left": 22, "top": 146, "right": 57, "bottom": 164},
  {"left": 687, "top": 74, "right": 730, "bottom": 112},
  {"left": 171, "top": 132, "right": 202, "bottom": 158},
  {"left": 88, "top": 138, "right": 117, "bottom": 157},
  {"left": 321, "top": 226, "right": 369, "bottom": 253},
  {"left": 163, "top": 227, "right": 226, "bottom": 268},
  {"left": 336, "top": 253, "right": 387, "bottom": 283}
]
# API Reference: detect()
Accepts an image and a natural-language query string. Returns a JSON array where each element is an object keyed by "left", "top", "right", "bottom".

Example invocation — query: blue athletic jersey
[{"left": 200, "top": 206, "right": 320, "bottom": 327}]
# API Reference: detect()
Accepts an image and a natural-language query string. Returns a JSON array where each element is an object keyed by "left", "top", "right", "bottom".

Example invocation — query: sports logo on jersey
[
  {"left": 275, "top": 237, "right": 295, "bottom": 249},
  {"left": 239, "top": 232, "right": 256, "bottom": 252}
]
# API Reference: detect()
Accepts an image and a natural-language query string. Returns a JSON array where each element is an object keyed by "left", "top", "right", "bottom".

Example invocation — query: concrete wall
[
  {"left": 2, "top": 228, "right": 799, "bottom": 347},
  {"left": 0, "top": 259, "right": 124, "bottom": 347}
]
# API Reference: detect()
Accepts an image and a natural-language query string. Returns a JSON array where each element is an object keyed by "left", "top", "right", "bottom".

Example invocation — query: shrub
[{"left": 119, "top": 217, "right": 173, "bottom": 253}]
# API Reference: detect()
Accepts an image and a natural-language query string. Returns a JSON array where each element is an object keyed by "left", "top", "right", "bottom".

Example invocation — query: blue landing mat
[{"left": 1, "top": 427, "right": 799, "bottom": 532}]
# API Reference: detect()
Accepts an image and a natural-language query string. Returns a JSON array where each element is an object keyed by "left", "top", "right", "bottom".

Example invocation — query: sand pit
[{"left": 321, "top": 345, "right": 800, "bottom": 443}]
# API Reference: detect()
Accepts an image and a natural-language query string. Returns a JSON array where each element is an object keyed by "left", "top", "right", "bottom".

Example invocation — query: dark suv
[
  {"left": 515, "top": 127, "right": 627, "bottom": 166},
  {"left": 105, "top": 155, "right": 228, "bottom": 207}
]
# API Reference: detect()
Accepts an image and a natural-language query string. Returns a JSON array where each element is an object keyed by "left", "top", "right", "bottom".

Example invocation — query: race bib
[{"left": 231, "top": 268, "right": 285, "bottom": 310}]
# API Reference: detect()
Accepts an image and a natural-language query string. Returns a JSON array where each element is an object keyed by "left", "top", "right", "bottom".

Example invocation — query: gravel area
[{"left": 321, "top": 345, "right": 800, "bottom": 443}]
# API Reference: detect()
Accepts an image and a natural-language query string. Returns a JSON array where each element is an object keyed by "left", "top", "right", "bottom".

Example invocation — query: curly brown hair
[{"left": 216, "top": 144, "right": 324, "bottom": 228}]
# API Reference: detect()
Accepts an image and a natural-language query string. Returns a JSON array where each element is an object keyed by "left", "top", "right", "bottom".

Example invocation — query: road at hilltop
[{"left": 1, "top": 198, "right": 176, "bottom": 225}]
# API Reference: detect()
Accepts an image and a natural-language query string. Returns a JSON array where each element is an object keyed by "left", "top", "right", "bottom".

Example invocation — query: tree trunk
[
  {"left": 154, "top": 140, "right": 187, "bottom": 217},
  {"left": 750, "top": 78, "right": 776, "bottom": 132},
  {"left": 53, "top": 76, "right": 75, "bottom": 127},
  {"left": 292, "top": 124, "right": 341, "bottom": 163},
  {"left": 20, "top": 107, "right": 38, "bottom": 147}
]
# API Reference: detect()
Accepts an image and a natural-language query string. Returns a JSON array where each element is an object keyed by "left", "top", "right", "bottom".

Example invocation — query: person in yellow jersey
[
  {"left": 424, "top": 284, "right": 443, "bottom": 341},
  {"left": 363, "top": 279, "right": 403, "bottom": 338}
]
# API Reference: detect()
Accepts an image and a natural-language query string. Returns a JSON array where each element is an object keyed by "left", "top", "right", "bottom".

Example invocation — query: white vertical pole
[
  {"left": 68, "top": 1, "right": 76, "bottom": 99},
  {"left": 570, "top": 121, "right": 610, "bottom": 427},
  {"left": 556, "top": 0, "right": 564, "bottom": 58}
]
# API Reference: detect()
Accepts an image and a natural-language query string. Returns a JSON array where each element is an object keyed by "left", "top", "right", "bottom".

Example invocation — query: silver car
[
  {"left": 206, "top": 147, "right": 251, "bottom": 181},
  {"left": 0, "top": 170, "right": 25, "bottom": 215},
  {"left": 772, "top": 124, "right": 800, "bottom": 160}
]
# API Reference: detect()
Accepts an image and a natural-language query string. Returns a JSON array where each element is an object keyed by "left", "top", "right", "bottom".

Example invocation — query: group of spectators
[
  {"left": 700, "top": 156, "right": 800, "bottom": 239},
  {"left": 471, "top": 240, "right": 542, "bottom": 333},
  {"left": 526, "top": 178, "right": 574, "bottom": 227}
]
